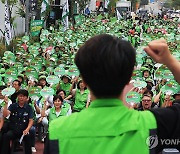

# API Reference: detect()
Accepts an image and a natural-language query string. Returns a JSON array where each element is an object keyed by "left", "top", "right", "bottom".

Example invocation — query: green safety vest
[
  {"left": 73, "top": 89, "right": 89, "bottom": 111},
  {"left": 49, "top": 99, "right": 157, "bottom": 154},
  {"left": 49, "top": 103, "right": 70, "bottom": 123}
]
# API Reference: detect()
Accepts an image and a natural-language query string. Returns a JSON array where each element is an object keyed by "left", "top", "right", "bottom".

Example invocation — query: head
[
  {"left": 141, "top": 94, "right": 152, "bottom": 110},
  {"left": 77, "top": 80, "right": 87, "bottom": 90},
  {"left": 53, "top": 95, "right": 63, "bottom": 109},
  {"left": 62, "top": 75, "right": 71, "bottom": 84},
  {"left": 18, "top": 75, "right": 24, "bottom": 83},
  {"left": 173, "top": 91, "right": 180, "bottom": 101},
  {"left": 143, "top": 70, "right": 150, "bottom": 78},
  {"left": 13, "top": 80, "right": 21, "bottom": 91},
  {"left": 0, "top": 86, "right": 7, "bottom": 99},
  {"left": 17, "top": 89, "right": 29, "bottom": 105},
  {"left": 39, "top": 78, "right": 47, "bottom": 87},
  {"left": 56, "top": 89, "right": 66, "bottom": 99},
  {"left": 75, "top": 34, "right": 136, "bottom": 98},
  {"left": 54, "top": 46, "right": 60, "bottom": 52}
]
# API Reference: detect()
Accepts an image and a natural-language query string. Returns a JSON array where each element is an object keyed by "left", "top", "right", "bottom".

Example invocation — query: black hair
[
  {"left": 13, "top": 80, "right": 21, "bottom": 86},
  {"left": 143, "top": 89, "right": 153, "bottom": 97},
  {"left": 77, "top": 80, "right": 87, "bottom": 90},
  {"left": 17, "top": 89, "right": 29, "bottom": 97},
  {"left": 56, "top": 89, "right": 66, "bottom": 96},
  {"left": 18, "top": 75, "right": 24, "bottom": 83},
  {"left": 0, "top": 85, "right": 7, "bottom": 91},
  {"left": 75, "top": 34, "right": 136, "bottom": 98},
  {"left": 53, "top": 95, "right": 63, "bottom": 102}
]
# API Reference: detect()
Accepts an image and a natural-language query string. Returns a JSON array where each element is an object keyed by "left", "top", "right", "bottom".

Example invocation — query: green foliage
[
  {"left": 1, "top": 0, "right": 18, "bottom": 5},
  {"left": 16, "top": 5, "right": 25, "bottom": 18},
  {"left": 140, "top": 0, "right": 148, "bottom": 6},
  {"left": 163, "top": 0, "right": 180, "bottom": 9}
]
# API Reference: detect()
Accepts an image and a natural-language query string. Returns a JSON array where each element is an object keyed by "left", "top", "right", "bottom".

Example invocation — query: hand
[
  {"left": 34, "top": 101, "right": 37, "bottom": 107},
  {"left": 4, "top": 96, "right": 8, "bottom": 104},
  {"left": 144, "top": 39, "right": 172, "bottom": 65},
  {"left": 23, "top": 129, "right": 29, "bottom": 135}
]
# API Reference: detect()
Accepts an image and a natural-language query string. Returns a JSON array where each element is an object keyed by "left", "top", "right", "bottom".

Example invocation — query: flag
[
  {"left": 104, "top": 0, "right": 109, "bottom": 9},
  {"left": 41, "top": 0, "right": 49, "bottom": 19},
  {"left": 62, "top": 0, "right": 69, "bottom": 31},
  {"left": 4, "top": 0, "right": 12, "bottom": 45},
  {"left": 117, "top": 10, "right": 122, "bottom": 20}
]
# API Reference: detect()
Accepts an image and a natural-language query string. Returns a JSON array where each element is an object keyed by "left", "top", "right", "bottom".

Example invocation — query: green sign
[
  {"left": 74, "top": 15, "right": 84, "bottom": 25},
  {"left": 31, "top": 20, "right": 44, "bottom": 36},
  {"left": 126, "top": 91, "right": 141, "bottom": 104},
  {"left": 2, "top": 87, "right": 15, "bottom": 96}
]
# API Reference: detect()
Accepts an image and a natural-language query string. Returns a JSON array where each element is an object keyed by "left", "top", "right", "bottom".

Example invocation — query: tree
[
  {"left": 163, "top": 0, "right": 180, "bottom": 9},
  {"left": 140, "top": 0, "right": 148, "bottom": 6},
  {"left": 1, "top": 0, "right": 18, "bottom": 36},
  {"left": 76, "top": 0, "right": 90, "bottom": 14}
]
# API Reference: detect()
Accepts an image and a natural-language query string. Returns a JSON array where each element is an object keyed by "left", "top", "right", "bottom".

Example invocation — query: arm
[
  {"left": 34, "top": 101, "right": 41, "bottom": 114},
  {"left": 0, "top": 108, "right": 4, "bottom": 131},
  {"left": 23, "top": 119, "right": 33, "bottom": 135},
  {"left": 3, "top": 96, "right": 11, "bottom": 118},
  {"left": 86, "top": 93, "right": 91, "bottom": 108},
  {"left": 144, "top": 39, "right": 180, "bottom": 83},
  {"left": 0, "top": 118, "right": 4, "bottom": 131},
  {"left": 154, "top": 91, "right": 162, "bottom": 104},
  {"left": 41, "top": 100, "right": 48, "bottom": 117}
]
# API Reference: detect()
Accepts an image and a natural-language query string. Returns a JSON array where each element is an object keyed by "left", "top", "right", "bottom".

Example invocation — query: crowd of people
[{"left": 0, "top": 14, "right": 179, "bottom": 154}]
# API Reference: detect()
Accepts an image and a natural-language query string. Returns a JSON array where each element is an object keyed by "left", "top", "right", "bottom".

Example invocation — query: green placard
[
  {"left": 40, "top": 87, "right": 54, "bottom": 97},
  {"left": 28, "top": 87, "right": 41, "bottom": 100},
  {"left": 2, "top": 87, "right": 15, "bottom": 96},
  {"left": 126, "top": 91, "right": 141, "bottom": 104},
  {"left": 25, "top": 67, "right": 38, "bottom": 79},
  {"left": 31, "top": 20, "right": 44, "bottom": 36},
  {"left": 54, "top": 67, "right": 65, "bottom": 76},
  {"left": 46, "top": 75, "right": 60, "bottom": 85},
  {"left": 74, "top": 15, "right": 84, "bottom": 25},
  {"left": 133, "top": 80, "right": 147, "bottom": 88}
]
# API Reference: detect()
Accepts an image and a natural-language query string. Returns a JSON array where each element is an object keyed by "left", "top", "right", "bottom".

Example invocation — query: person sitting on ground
[{"left": 2, "top": 89, "right": 33, "bottom": 154}]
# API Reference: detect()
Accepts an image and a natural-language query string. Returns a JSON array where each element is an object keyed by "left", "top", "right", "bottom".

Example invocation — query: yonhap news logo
[
  {"left": 146, "top": 135, "right": 180, "bottom": 149},
  {"left": 146, "top": 135, "right": 158, "bottom": 149}
]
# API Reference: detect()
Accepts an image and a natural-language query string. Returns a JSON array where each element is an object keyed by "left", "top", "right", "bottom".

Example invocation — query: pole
[{"left": 25, "top": 0, "right": 30, "bottom": 35}]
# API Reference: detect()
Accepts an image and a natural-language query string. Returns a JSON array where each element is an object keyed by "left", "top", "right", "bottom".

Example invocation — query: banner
[
  {"left": 62, "top": 0, "right": 69, "bottom": 31},
  {"left": 117, "top": 10, "right": 122, "bottom": 20},
  {"left": 41, "top": 0, "right": 49, "bottom": 19},
  {"left": 4, "top": 0, "right": 12, "bottom": 45},
  {"left": 30, "top": 20, "right": 44, "bottom": 36},
  {"left": 104, "top": 0, "right": 109, "bottom": 9}
]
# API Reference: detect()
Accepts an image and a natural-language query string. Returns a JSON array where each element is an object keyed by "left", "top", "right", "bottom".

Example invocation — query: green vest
[
  {"left": 73, "top": 89, "right": 89, "bottom": 111},
  {"left": 49, "top": 104, "right": 70, "bottom": 123},
  {"left": 49, "top": 99, "right": 157, "bottom": 154},
  {"left": 60, "top": 82, "right": 71, "bottom": 96}
]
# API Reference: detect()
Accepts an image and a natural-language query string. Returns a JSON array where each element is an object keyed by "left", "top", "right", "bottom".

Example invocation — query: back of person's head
[{"left": 75, "top": 34, "right": 136, "bottom": 98}]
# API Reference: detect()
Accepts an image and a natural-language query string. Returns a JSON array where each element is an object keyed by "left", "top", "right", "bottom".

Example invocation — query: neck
[
  {"left": 19, "top": 102, "right": 24, "bottom": 107},
  {"left": 55, "top": 107, "right": 61, "bottom": 112}
]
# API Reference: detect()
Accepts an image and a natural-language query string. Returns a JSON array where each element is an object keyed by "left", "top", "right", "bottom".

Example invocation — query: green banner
[{"left": 31, "top": 20, "right": 44, "bottom": 36}]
